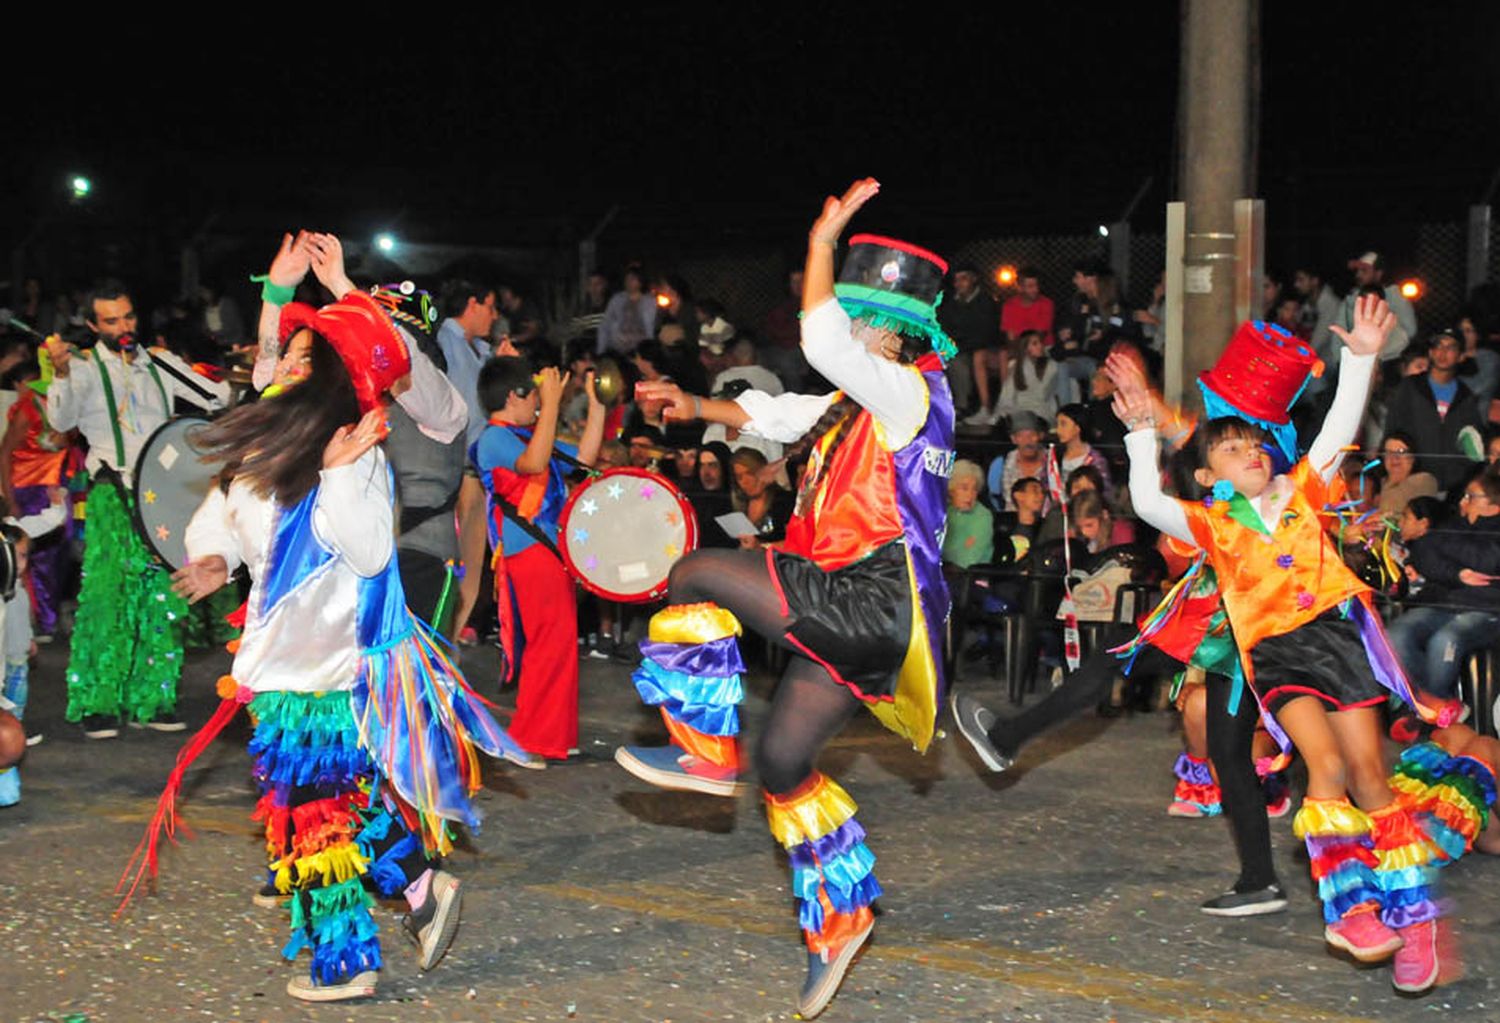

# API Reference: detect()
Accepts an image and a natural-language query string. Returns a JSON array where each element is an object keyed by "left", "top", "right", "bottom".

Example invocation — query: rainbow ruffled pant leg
[
  {"left": 356, "top": 807, "right": 430, "bottom": 899},
  {"left": 1390, "top": 741, "right": 1497, "bottom": 866},
  {"left": 1368, "top": 798, "right": 1440, "bottom": 930},
  {"left": 765, "top": 773, "right": 881, "bottom": 957},
  {"left": 249, "top": 691, "right": 382, "bottom": 984},
  {"left": 1293, "top": 797, "right": 1383, "bottom": 925},
  {"left": 1170, "top": 753, "right": 1221, "bottom": 815},
  {"left": 632, "top": 603, "right": 745, "bottom": 776}
]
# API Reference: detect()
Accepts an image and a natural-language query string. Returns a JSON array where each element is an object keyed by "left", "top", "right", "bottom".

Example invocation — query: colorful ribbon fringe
[
  {"left": 1369, "top": 800, "right": 1440, "bottom": 929},
  {"left": 1294, "top": 797, "right": 1382, "bottom": 924},
  {"left": 765, "top": 773, "right": 881, "bottom": 955},
  {"left": 1391, "top": 741, "right": 1497, "bottom": 866},
  {"left": 1171, "top": 753, "right": 1221, "bottom": 816}
]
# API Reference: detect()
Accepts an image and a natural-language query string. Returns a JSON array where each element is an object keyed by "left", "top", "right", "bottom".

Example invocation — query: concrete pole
[{"left": 1177, "top": 0, "right": 1257, "bottom": 406}]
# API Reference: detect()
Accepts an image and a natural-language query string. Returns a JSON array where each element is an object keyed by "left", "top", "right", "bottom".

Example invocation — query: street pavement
[{"left": 3, "top": 638, "right": 1498, "bottom": 1023}]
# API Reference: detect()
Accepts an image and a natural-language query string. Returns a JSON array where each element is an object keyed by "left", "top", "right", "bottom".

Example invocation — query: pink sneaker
[
  {"left": 1265, "top": 793, "right": 1291, "bottom": 818},
  {"left": 1325, "top": 911, "right": 1403, "bottom": 963},
  {"left": 1168, "top": 799, "right": 1220, "bottom": 818},
  {"left": 1392, "top": 920, "right": 1439, "bottom": 993}
]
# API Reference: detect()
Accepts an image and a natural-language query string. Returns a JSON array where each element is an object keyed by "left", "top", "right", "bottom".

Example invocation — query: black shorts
[
  {"left": 768, "top": 541, "right": 912, "bottom": 700},
  {"left": 1253, "top": 609, "right": 1387, "bottom": 715}
]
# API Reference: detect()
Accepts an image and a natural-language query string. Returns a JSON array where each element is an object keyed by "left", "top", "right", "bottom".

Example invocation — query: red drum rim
[{"left": 557, "top": 466, "right": 698, "bottom": 603}]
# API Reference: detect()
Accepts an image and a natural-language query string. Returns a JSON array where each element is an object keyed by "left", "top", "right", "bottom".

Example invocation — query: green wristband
[{"left": 250, "top": 273, "right": 296, "bottom": 306}]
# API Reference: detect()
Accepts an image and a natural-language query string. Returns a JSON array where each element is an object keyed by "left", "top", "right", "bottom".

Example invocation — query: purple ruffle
[
  {"left": 1173, "top": 752, "right": 1215, "bottom": 787},
  {"left": 786, "top": 819, "right": 869, "bottom": 872},
  {"left": 637, "top": 636, "right": 744, "bottom": 677},
  {"left": 1305, "top": 833, "right": 1374, "bottom": 858}
]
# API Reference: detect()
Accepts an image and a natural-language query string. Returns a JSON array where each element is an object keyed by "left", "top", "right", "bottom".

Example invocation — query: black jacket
[
  {"left": 1384, "top": 374, "right": 1485, "bottom": 491},
  {"left": 1407, "top": 514, "right": 1500, "bottom": 609}
]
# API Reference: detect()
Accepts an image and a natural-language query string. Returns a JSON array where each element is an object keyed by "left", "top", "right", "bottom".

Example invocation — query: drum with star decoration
[
  {"left": 131, "top": 415, "right": 218, "bottom": 570},
  {"left": 556, "top": 467, "right": 697, "bottom": 602}
]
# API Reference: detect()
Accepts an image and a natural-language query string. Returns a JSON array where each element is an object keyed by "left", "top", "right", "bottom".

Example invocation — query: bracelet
[
  {"left": 250, "top": 273, "right": 296, "bottom": 306},
  {"left": 692, "top": 395, "right": 703, "bottom": 418}
]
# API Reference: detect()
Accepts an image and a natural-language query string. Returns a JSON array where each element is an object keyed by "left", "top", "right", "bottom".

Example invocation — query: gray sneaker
[
  {"left": 949, "top": 691, "right": 1014, "bottom": 773},
  {"left": 401, "top": 869, "right": 462, "bottom": 971}
]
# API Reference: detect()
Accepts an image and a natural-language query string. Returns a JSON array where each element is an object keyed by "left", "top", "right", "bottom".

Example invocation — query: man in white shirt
[{"left": 45, "top": 280, "right": 229, "bottom": 739}]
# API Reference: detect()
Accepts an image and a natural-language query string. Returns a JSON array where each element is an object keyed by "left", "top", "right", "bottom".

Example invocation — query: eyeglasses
[
  {"left": 1382, "top": 448, "right": 1412, "bottom": 457},
  {"left": 1461, "top": 491, "right": 1488, "bottom": 502}
]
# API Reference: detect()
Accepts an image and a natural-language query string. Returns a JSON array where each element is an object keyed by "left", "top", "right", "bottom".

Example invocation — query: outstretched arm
[
  {"left": 1106, "top": 351, "right": 1194, "bottom": 545},
  {"left": 1306, "top": 293, "right": 1390, "bottom": 483},
  {"left": 252, "top": 232, "right": 312, "bottom": 391},
  {"left": 803, "top": 178, "right": 880, "bottom": 315}
]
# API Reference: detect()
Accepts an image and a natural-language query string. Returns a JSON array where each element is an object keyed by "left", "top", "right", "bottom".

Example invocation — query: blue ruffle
[
  {"left": 825, "top": 873, "right": 884, "bottom": 915},
  {"left": 1173, "top": 753, "right": 1214, "bottom": 786},
  {"left": 638, "top": 636, "right": 744, "bottom": 677},
  {"left": 1316, "top": 864, "right": 1383, "bottom": 925},
  {"left": 631, "top": 662, "right": 742, "bottom": 737},
  {"left": 1376, "top": 864, "right": 1437, "bottom": 894}
]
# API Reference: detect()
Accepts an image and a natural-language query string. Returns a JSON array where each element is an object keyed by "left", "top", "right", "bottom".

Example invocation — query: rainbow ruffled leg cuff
[
  {"left": 1369, "top": 798, "right": 1441, "bottom": 929},
  {"left": 1293, "top": 797, "right": 1382, "bottom": 925},
  {"left": 1256, "top": 756, "right": 1289, "bottom": 809},
  {"left": 1171, "top": 753, "right": 1222, "bottom": 815},
  {"left": 1390, "top": 741, "right": 1497, "bottom": 866},
  {"left": 765, "top": 773, "right": 882, "bottom": 957},
  {"left": 632, "top": 603, "right": 745, "bottom": 773},
  {"left": 249, "top": 691, "right": 382, "bottom": 983}
]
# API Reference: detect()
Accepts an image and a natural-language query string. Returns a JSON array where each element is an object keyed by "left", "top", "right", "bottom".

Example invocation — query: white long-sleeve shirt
[
  {"left": 47, "top": 345, "right": 230, "bottom": 481},
  {"left": 1127, "top": 347, "right": 1378, "bottom": 544},
  {"left": 184, "top": 447, "right": 393, "bottom": 693},
  {"left": 734, "top": 298, "right": 928, "bottom": 448}
]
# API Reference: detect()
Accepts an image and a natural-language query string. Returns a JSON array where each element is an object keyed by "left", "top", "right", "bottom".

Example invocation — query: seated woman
[
  {"left": 1376, "top": 430, "right": 1438, "bottom": 517},
  {"left": 1044, "top": 403, "right": 1114, "bottom": 505},
  {"left": 729, "top": 446, "right": 795, "bottom": 547},
  {"left": 943, "top": 459, "right": 993, "bottom": 569},
  {"left": 1069, "top": 489, "right": 1136, "bottom": 553},
  {"left": 993, "top": 330, "right": 1058, "bottom": 425}
]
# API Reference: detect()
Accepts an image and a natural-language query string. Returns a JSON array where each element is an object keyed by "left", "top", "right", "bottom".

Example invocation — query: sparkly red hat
[
  {"left": 1198, "top": 320, "right": 1322, "bottom": 427},
  {"left": 279, "top": 290, "right": 411, "bottom": 412}
]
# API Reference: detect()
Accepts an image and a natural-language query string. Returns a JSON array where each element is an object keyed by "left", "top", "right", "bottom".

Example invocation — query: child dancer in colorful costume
[
  {"left": 614, "top": 179, "right": 953, "bottom": 1019},
  {"left": 122, "top": 259, "right": 528, "bottom": 1003},
  {"left": 1112, "top": 297, "right": 1446, "bottom": 993}
]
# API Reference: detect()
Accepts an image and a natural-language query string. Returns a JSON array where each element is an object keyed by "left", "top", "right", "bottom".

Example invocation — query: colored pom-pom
[{"left": 1276, "top": 554, "right": 1294, "bottom": 569}]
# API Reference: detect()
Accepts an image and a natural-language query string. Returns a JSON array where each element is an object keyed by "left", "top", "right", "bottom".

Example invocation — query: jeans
[
  {"left": 1052, "top": 356, "right": 1096, "bottom": 407},
  {"left": 1387, "top": 606, "right": 1500, "bottom": 699}
]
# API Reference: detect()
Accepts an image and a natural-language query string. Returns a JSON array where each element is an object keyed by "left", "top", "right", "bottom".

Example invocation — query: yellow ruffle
[
  {"left": 764, "top": 773, "right": 857, "bottom": 848},
  {"left": 289, "top": 841, "right": 369, "bottom": 888},
  {"left": 1293, "top": 797, "right": 1373, "bottom": 839},
  {"left": 1375, "top": 842, "right": 1433, "bottom": 871},
  {"left": 649, "top": 603, "right": 741, "bottom": 644}
]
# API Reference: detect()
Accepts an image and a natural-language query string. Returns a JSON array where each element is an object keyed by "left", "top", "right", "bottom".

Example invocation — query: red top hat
[
  {"left": 278, "top": 291, "right": 411, "bottom": 412},
  {"left": 1197, "top": 321, "right": 1323, "bottom": 426}
]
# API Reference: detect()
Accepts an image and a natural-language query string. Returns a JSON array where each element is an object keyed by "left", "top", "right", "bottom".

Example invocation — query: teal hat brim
[{"left": 834, "top": 283, "right": 956, "bottom": 363}]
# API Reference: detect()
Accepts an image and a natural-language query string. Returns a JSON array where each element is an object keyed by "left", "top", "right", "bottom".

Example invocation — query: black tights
[
  {"left": 668, "top": 549, "right": 863, "bottom": 795},
  {"left": 984, "top": 634, "right": 1277, "bottom": 892}
]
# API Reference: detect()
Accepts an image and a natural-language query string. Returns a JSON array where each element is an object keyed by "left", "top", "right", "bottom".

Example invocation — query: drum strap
[
  {"left": 493, "top": 493, "right": 564, "bottom": 562},
  {"left": 93, "top": 352, "right": 168, "bottom": 469}
]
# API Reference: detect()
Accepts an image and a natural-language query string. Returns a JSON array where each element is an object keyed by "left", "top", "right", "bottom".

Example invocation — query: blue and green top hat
[{"left": 835, "top": 234, "right": 956, "bottom": 363}]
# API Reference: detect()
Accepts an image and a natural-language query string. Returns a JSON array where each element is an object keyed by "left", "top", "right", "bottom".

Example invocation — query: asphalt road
[{"left": 3, "top": 639, "right": 1497, "bottom": 1023}]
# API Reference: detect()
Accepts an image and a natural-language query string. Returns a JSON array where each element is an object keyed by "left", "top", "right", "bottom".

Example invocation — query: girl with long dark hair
[{"left": 125, "top": 258, "right": 527, "bottom": 1003}]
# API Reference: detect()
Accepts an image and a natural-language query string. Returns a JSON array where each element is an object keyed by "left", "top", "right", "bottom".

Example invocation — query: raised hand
[
  {"left": 307, "top": 233, "right": 356, "bottom": 299},
  {"left": 43, "top": 333, "right": 70, "bottom": 377},
  {"left": 535, "top": 366, "right": 568, "bottom": 408},
  {"left": 323, "top": 408, "right": 389, "bottom": 469},
  {"left": 1329, "top": 292, "right": 1397, "bottom": 357},
  {"left": 809, "top": 178, "right": 881, "bottom": 246},
  {"left": 1105, "top": 351, "right": 1155, "bottom": 430},
  {"left": 171, "top": 555, "right": 229, "bottom": 604},
  {"left": 267, "top": 231, "right": 313, "bottom": 291}
]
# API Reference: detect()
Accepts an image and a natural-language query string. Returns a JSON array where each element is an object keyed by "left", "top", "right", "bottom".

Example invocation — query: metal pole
[
  {"left": 1233, "top": 199, "right": 1266, "bottom": 323},
  {"left": 1164, "top": 202, "right": 1187, "bottom": 405},
  {"left": 1178, "top": 0, "right": 1255, "bottom": 407}
]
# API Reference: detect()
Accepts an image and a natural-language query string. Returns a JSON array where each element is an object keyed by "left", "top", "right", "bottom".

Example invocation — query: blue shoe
[
  {"left": 614, "top": 744, "right": 744, "bottom": 797},
  {"left": 798, "top": 918, "right": 874, "bottom": 1018},
  {"left": 0, "top": 767, "right": 18, "bottom": 807}
]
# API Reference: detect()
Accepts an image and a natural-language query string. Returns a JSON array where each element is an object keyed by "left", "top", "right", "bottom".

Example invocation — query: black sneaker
[
  {"left": 588, "top": 636, "right": 616, "bottom": 660},
  {"left": 401, "top": 869, "right": 462, "bottom": 970},
  {"left": 1200, "top": 883, "right": 1287, "bottom": 917},
  {"left": 252, "top": 881, "right": 284, "bottom": 910},
  {"left": 82, "top": 714, "right": 119, "bottom": 740},
  {"left": 949, "top": 691, "right": 1014, "bottom": 773}
]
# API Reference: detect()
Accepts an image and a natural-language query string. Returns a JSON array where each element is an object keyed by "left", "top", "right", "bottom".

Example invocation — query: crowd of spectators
[{"left": 7, "top": 242, "right": 1500, "bottom": 718}]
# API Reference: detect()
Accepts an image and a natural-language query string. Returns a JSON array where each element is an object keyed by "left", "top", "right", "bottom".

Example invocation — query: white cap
[{"left": 1348, "top": 251, "right": 1381, "bottom": 269}]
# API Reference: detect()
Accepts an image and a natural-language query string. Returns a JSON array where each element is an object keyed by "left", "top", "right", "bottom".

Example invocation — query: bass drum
[
  {"left": 556, "top": 467, "right": 697, "bottom": 602},
  {"left": 132, "top": 415, "right": 218, "bottom": 570}
]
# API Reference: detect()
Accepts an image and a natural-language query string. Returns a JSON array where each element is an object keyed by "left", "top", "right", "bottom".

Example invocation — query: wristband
[
  {"left": 250, "top": 274, "right": 296, "bottom": 306},
  {"left": 693, "top": 395, "right": 703, "bottom": 418}
]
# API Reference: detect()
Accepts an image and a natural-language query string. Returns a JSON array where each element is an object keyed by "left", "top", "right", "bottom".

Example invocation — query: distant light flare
[
  {"left": 1399, "top": 279, "right": 1422, "bottom": 300},
  {"left": 995, "top": 265, "right": 1017, "bottom": 287},
  {"left": 655, "top": 293, "right": 671, "bottom": 308},
  {"left": 70, "top": 175, "right": 92, "bottom": 198},
  {"left": 375, "top": 233, "right": 397, "bottom": 254}
]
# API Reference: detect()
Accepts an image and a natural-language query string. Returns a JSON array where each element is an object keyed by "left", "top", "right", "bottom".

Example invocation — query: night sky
[{"left": 7, "top": 6, "right": 1499, "bottom": 271}]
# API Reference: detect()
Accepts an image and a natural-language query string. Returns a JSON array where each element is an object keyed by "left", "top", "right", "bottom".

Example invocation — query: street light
[
  {"left": 1399, "top": 279, "right": 1423, "bottom": 301},
  {"left": 70, "top": 175, "right": 92, "bottom": 199},
  {"left": 995, "top": 265, "right": 1017, "bottom": 287},
  {"left": 1097, "top": 224, "right": 1110, "bottom": 238},
  {"left": 375, "top": 233, "right": 397, "bottom": 254}
]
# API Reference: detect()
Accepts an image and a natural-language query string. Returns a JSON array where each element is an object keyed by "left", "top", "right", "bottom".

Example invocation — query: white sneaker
[{"left": 962, "top": 406, "right": 994, "bottom": 426}]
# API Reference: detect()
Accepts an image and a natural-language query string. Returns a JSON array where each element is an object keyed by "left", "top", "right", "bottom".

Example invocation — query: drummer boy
[
  {"left": 44, "top": 280, "right": 229, "bottom": 739},
  {"left": 471, "top": 356, "right": 605, "bottom": 761}
]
